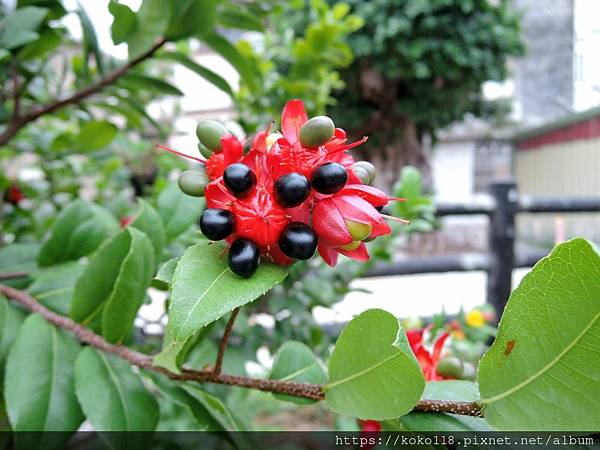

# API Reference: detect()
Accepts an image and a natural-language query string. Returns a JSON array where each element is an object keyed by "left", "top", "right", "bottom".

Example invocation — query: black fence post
[{"left": 486, "top": 178, "right": 518, "bottom": 320}]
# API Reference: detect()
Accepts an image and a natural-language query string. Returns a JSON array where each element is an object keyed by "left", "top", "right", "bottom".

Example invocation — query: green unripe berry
[
  {"left": 460, "top": 362, "right": 476, "bottom": 381},
  {"left": 352, "top": 166, "right": 371, "bottom": 185},
  {"left": 196, "top": 119, "right": 228, "bottom": 153},
  {"left": 299, "top": 116, "right": 335, "bottom": 148},
  {"left": 345, "top": 219, "right": 372, "bottom": 241},
  {"left": 177, "top": 169, "right": 208, "bottom": 197},
  {"left": 340, "top": 240, "right": 361, "bottom": 251},
  {"left": 198, "top": 142, "right": 212, "bottom": 159},
  {"left": 435, "top": 357, "right": 464, "bottom": 379},
  {"left": 352, "top": 161, "right": 376, "bottom": 184}
]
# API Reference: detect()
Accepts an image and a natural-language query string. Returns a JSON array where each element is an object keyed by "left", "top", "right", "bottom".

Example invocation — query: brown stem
[
  {"left": 214, "top": 307, "right": 239, "bottom": 376},
  {"left": 0, "top": 284, "right": 483, "bottom": 416},
  {"left": 0, "top": 38, "right": 166, "bottom": 147},
  {"left": 0, "top": 272, "right": 29, "bottom": 281}
]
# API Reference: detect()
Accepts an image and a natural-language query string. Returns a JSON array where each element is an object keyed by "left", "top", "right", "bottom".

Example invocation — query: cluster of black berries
[{"left": 200, "top": 161, "right": 350, "bottom": 277}]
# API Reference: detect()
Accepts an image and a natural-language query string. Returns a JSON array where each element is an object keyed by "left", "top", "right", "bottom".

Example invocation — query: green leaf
[
  {"left": 76, "top": 2, "right": 104, "bottom": 75},
  {"left": 394, "top": 166, "right": 423, "bottom": 200},
  {"left": 479, "top": 238, "right": 600, "bottom": 431},
  {"left": 152, "top": 257, "right": 178, "bottom": 290},
  {"left": 118, "top": 73, "right": 183, "bottom": 96},
  {"left": 0, "top": 243, "right": 39, "bottom": 288},
  {"left": 0, "top": 6, "right": 48, "bottom": 50},
  {"left": 38, "top": 200, "right": 118, "bottom": 267},
  {"left": 201, "top": 32, "right": 260, "bottom": 92},
  {"left": 149, "top": 374, "right": 234, "bottom": 431},
  {"left": 17, "top": 28, "right": 61, "bottom": 60},
  {"left": 0, "top": 296, "right": 26, "bottom": 368},
  {"left": 99, "top": 230, "right": 153, "bottom": 343},
  {"left": 76, "top": 120, "right": 117, "bottom": 152},
  {"left": 166, "top": 0, "right": 217, "bottom": 41},
  {"left": 109, "top": 0, "right": 137, "bottom": 44},
  {"left": 217, "top": 5, "right": 264, "bottom": 32},
  {"left": 325, "top": 309, "right": 425, "bottom": 420},
  {"left": 101, "top": 228, "right": 154, "bottom": 343},
  {"left": 153, "top": 321, "right": 213, "bottom": 373},
  {"left": 127, "top": 0, "right": 171, "bottom": 57},
  {"left": 74, "top": 348, "right": 159, "bottom": 434},
  {"left": 269, "top": 341, "right": 327, "bottom": 405},
  {"left": 16, "top": 0, "right": 66, "bottom": 20},
  {"left": 70, "top": 228, "right": 154, "bottom": 343},
  {"left": 384, "top": 413, "right": 491, "bottom": 432},
  {"left": 423, "top": 380, "right": 479, "bottom": 402},
  {"left": 157, "top": 182, "right": 203, "bottom": 240},
  {"left": 159, "top": 51, "right": 233, "bottom": 97},
  {"left": 168, "top": 242, "right": 288, "bottom": 342},
  {"left": 5, "top": 315, "right": 83, "bottom": 448},
  {"left": 129, "top": 198, "right": 165, "bottom": 262},
  {"left": 28, "top": 262, "right": 84, "bottom": 315},
  {"left": 181, "top": 385, "right": 243, "bottom": 431}
]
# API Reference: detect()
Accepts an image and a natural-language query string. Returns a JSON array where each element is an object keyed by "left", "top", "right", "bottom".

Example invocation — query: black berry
[
  {"left": 274, "top": 173, "right": 311, "bottom": 207},
  {"left": 279, "top": 222, "right": 317, "bottom": 260},
  {"left": 223, "top": 163, "right": 256, "bottom": 198},
  {"left": 228, "top": 239, "right": 260, "bottom": 277},
  {"left": 200, "top": 208, "right": 234, "bottom": 241},
  {"left": 311, "top": 162, "right": 347, "bottom": 194}
]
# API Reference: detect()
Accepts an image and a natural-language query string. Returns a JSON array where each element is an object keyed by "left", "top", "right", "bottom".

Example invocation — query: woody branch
[{"left": 0, "top": 283, "right": 483, "bottom": 417}]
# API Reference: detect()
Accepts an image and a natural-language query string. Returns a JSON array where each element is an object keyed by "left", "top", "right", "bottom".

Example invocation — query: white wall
[
  {"left": 431, "top": 140, "right": 475, "bottom": 202},
  {"left": 573, "top": 0, "right": 600, "bottom": 111}
]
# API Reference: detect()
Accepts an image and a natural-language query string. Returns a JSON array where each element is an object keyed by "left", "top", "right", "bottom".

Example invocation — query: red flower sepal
[
  {"left": 205, "top": 134, "right": 244, "bottom": 181},
  {"left": 407, "top": 327, "right": 451, "bottom": 381},
  {"left": 312, "top": 184, "right": 392, "bottom": 266}
]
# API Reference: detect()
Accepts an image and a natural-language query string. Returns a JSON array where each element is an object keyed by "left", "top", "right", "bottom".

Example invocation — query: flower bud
[
  {"left": 266, "top": 132, "right": 283, "bottom": 150},
  {"left": 196, "top": 119, "right": 228, "bottom": 153},
  {"left": 177, "top": 169, "right": 208, "bottom": 197},
  {"left": 299, "top": 116, "right": 335, "bottom": 148}
]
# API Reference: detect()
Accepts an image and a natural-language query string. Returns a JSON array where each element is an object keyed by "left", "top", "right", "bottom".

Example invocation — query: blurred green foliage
[
  {"left": 235, "top": 0, "right": 363, "bottom": 132},
  {"left": 392, "top": 166, "right": 438, "bottom": 235}
]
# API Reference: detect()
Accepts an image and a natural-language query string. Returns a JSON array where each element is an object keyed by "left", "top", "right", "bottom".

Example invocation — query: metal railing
[{"left": 364, "top": 178, "right": 600, "bottom": 317}]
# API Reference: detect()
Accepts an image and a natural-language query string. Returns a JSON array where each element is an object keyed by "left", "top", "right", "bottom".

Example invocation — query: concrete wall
[{"left": 513, "top": 0, "right": 574, "bottom": 125}]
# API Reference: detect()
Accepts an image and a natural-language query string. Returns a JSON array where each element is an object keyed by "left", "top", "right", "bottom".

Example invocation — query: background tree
[{"left": 329, "top": 0, "right": 524, "bottom": 190}]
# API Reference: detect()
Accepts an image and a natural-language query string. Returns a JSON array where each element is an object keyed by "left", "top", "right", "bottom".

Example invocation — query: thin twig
[
  {"left": 214, "top": 307, "right": 240, "bottom": 376},
  {"left": 0, "top": 284, "right": 483, "bottom": 416},
  {"left": 0, "top": 37, "right": 166, "bottom": 147},
  {"left": 0, "top": 271, "right": 29, "bottom": 281}
]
